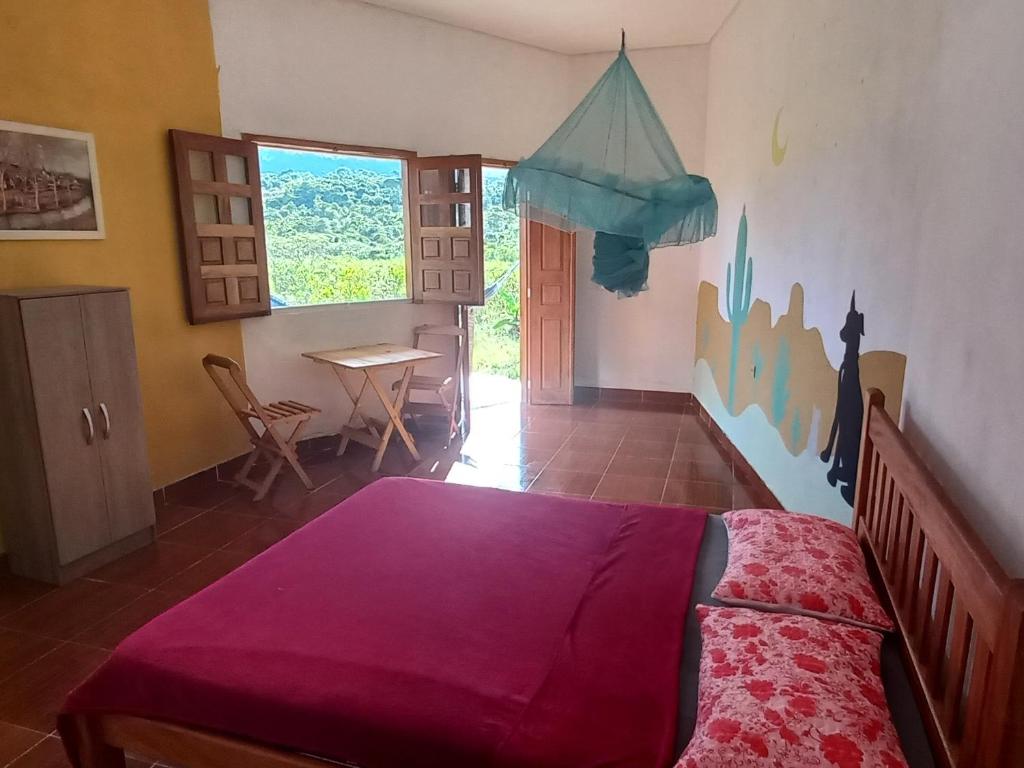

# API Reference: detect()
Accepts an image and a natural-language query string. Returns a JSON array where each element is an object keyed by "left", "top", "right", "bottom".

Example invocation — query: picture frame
[{"left": 0, "top": 120, "right": 105, "bottom": 240}]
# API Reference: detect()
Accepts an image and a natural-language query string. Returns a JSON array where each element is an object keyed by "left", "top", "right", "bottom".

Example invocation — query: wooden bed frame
[
  {"left": 64, "top": 388, "right": 1024, "bottom": 768},
  {"left": 853, "top": 389, "right": 1024, "bottom": 768}
]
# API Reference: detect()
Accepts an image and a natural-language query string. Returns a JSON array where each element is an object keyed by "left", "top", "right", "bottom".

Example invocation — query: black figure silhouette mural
[{"left": 820, "top": 292, "right": 865, "bottom": 506}]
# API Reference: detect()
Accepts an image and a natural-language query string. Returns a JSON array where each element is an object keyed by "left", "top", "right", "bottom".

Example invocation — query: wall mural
[{"left": 695, "top": 209, "right": 907, "bottom": 521}]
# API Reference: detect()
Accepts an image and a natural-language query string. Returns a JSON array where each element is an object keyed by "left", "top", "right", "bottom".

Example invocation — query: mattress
[
  {"left": 676, "top": 515, "right": 936, "bottom": 768},
  {"left": 62, "top": 478, "right": 709, "bottom": 768}
]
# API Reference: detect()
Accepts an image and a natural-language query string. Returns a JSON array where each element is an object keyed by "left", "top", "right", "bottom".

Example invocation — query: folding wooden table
[{"left": 302, "top": 343, "right": 442, "bottom": 472}]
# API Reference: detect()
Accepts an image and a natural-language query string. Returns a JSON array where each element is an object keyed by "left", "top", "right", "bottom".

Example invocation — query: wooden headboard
[{"left": 853, "top": 389, "right": 1024, "bottom": 768}]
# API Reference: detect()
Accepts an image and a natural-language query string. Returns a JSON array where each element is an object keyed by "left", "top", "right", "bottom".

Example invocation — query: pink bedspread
[{"left": 62, "top": 478, "right": 707, "bottom": 767}]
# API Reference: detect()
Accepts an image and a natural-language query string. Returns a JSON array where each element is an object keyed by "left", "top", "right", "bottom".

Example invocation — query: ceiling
[{"left": 357, "top": 0, "right": 739, "bottom": 54}]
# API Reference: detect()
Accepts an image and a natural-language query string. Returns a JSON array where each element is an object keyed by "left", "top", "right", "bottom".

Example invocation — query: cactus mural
[
  {"left": 752, "top": 342, "right": 764, "bottom": 382},
  {"left": 771, "top": 338, "right": 791, "bottom": 426},
  {"left": 726, "top": 207, "right": 753, "bottom": 412}
]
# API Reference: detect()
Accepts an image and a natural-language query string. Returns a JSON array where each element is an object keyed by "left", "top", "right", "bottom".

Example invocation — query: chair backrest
[
  {"left": 202, "top": 354, "right": 268, "bottom": 439},
  {"left": 413, "top": 324, "right": 467, "bottom": 383}
]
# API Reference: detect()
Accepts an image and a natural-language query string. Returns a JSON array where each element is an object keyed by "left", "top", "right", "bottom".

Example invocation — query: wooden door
[
  {"left": 82, "top": 291, "right": 155, "bottom": 541},
  {"left": 170, "top": 130, "right": 271, "bottom": 324},
  {"left": 408, "top": 155, "right": 485, "bottom": 305},
  {"left": 526, "top": 221, "right": 575, "bottom": 405},
  {"left": 20, "top": 296, "right": 110, "bottom": 564}
]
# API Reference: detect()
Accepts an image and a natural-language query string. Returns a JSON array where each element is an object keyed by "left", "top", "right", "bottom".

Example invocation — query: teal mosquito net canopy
[{"left": 503, "top": 43, "right": 717, "bottom": 297}]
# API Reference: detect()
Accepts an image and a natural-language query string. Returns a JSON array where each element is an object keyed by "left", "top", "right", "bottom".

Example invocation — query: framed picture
[{"left": 0, "top": 120, "right": 105, "bottom": 239}]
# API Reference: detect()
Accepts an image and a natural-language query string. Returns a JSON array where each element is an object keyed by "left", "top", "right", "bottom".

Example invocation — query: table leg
[
  {"left": 365, "top": 365, "right": 419, "bottom": 472},
  {"left": 334, "top": 367, "right": 379, "bottom": 456}
]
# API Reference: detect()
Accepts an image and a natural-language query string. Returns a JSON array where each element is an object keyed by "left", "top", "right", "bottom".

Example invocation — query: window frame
[{"left": 242, "top": 132, "right": 418, "bottom": 308}]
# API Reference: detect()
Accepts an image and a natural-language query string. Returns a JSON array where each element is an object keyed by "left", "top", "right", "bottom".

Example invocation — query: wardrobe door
[
  {"left": 81, "top": 291, "right": 155, "bottom": 540},
  {"left": 20, "top": 296, "right": 111, "bottom": 564}
]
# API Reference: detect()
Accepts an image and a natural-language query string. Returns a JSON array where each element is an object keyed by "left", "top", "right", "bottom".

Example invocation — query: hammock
[
  {"left": 484, "top": 259, "right": 519, "bottom": 301},
  {"left": 504, "top": 39, "right": 717, "bottom": 297}
]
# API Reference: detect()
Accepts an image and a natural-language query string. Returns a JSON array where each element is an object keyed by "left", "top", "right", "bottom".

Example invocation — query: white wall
[
  {"left": 569, "top": 45, "right": 709, "bottom": 391},
  {"left": 699, "top": 0, "right": 1024, "bottom": 574},
  {"left": 211, "top": 0, "right": 710, "bottom": 404},
  {"left": 209, "top": 0, "right": 573, "bottom": 434}
]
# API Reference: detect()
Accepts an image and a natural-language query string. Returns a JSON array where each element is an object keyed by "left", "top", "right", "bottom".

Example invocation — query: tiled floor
[{"left": 0, "top": 393, "right": 764, "bottom": 767}]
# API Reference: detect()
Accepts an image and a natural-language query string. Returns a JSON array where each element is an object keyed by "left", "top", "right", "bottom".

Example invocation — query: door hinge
[{"left": 527, "top": 287, "right": 532, "bottom": 299}]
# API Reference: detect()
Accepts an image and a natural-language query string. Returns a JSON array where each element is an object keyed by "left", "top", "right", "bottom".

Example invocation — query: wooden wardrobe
[{"left": 0, "top": 286, "right": 155, "bottom": 584}]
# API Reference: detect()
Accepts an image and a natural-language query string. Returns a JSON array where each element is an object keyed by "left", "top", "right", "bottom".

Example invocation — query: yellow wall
[{"left": 0, "top": 1, "right": 248, "bottom": 505}]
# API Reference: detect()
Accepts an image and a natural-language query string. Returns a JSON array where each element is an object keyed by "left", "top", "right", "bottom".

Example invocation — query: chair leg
[
  {"left": 253, "top": 454, "right": 285, "bottom": 501},
  {"left": 281, "top": 419, "right": 315, "bottom": 490},
  {"left": 234, "top": 444, "right": 264, "bottom": 487}
]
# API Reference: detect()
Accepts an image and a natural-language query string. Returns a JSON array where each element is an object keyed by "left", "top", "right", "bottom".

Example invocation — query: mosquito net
[{"left": 504, "top": 45, "right": 717, "bottom": 297}]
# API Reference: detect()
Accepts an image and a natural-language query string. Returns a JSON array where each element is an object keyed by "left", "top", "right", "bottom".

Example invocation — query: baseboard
[
  {"left": 574, "top": 386, "right": 695, "bottom": 407},
  {"left": 692, "top": 399, "right": 784, "bottom": 510}
]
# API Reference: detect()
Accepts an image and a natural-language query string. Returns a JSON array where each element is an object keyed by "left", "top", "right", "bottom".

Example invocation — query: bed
[{"left": 59, "top": 390, "right": 1024, "bottom": 768}]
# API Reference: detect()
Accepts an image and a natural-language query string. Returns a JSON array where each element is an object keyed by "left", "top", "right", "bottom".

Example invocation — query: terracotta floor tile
[
  {"left": 668, "top": 459, "right": 735, "bottom": 485},
  {"left": 0, "top": 642, "right": 109, "bottom": 732},
  {"left": 512, "top": 431, "right": 571, "bottom": 450},
  {"left": 157, "top": 510, "right": 262, "bottom": 550},
  {"left": 672, "top": 442, "right": 729, "bottom": 464},
  {"left": 623, "top": 408, "right": 685, "bottom": 425},
  {"left": 0, "top": 573, "right": 53, "bottom": 620},
  {"left": 461, "top": 441, "right": 557, "bottom": 469},
  {"left": 663, "top": 479, "right": 734, "bottom": 509},
  {"left": 732, "top": 483, "right": 779, "bottom": 510},
  {"left": 605, "top": 455, "right": 671, "bottom": 478},
  {"left": 6, "top": 735, "right": 149, "bottom": 768},
  {"left": 444, "top": 462, "right": 537, "bottom": 493},
  {"left": 546, "top": 450, "right": 614, "bottom": 474},
  {"left": 0, "top": 580, "right": 146, "bottom": 641},
  {"left": 676, "top": 421, "right": 715, "bottom": 445},
  {"left": 156, "top": 551, "right": 253, "bottom": 598},
  {"left": 73, "top": 590, "right": 182, "bottom": 650},
  {"left": 614, "top": 439, "right": 676, "bottom": 459},
  {"left": 221, "top": 519, "right": 305, "bottom": 557},
  {"left": 570, "top": 421, "right": 629, "bottom": 438},
  {"left": 624, "top": 425, "right": 679, "bottom": 444},
  {"left": 592, "top": 475, "right": 666, "bottom": 504},
  {"left": 0, "top": 629, "right": 61, "bottom": 684},
  {"left": 528, "top": 469, "right": 603, "bottom": 497},
  {"left": 153, "top": 504, "right": 205, "bottom": 536},
  {"left": 275, "top": 477, "right": 363, "bottom": 524},
  {"left": 6, "top": 737, "right": 68, "bottom": 768},
  {"left": 580, "top": 407, "right": 641, "bottom": 424},
  {"left": 562, "top": 433, "right": 622, "bottom": 452},
  {"left": 0, "top": 722, "right": 48, "bottom": 766},
  {"left": 88, "top": 542, "right": 210, "bottom": 589},
  {"left": 519, "top": 419, "right": 576, "bottom": 437},
  {"left": 161, "top": 470, "right": 237, "bottom": 510}
]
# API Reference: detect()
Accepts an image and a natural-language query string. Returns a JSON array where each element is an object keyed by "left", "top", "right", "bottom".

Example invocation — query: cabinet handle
[
  {"left": 82, "top": 407, "right": 95, "bottom": 445},
  {"left": 99, "top": 402, "right": 111, "bottom": 438}
]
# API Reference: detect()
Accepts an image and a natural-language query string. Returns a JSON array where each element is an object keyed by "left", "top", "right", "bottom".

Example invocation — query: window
[
  {"left": 170, "top": 130, "right": 486, "bottom": 321},
  {"left": 256, "top": 146, "right": 409, "bottom": 307}
]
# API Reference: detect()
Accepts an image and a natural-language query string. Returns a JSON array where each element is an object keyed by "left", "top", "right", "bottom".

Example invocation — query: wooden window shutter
[
  {"left": 407, "top": 155, "right": 485, "bottom": 305},
  {"left": 169, "top": 130, "right": 271, "bottom": 324}
]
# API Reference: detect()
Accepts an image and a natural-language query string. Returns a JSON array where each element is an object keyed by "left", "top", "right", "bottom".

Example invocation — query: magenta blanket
[{"left": 63, "top": 478, "right": 707, "bottom": 767}]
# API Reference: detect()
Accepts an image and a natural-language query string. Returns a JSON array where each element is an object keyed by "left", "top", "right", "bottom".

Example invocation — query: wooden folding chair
[
  {"left": 203, "top": 354, "right": 320, "bottom": 501},
  {"left": 393, "top": 324, "right": 467, "bottom": 443}
]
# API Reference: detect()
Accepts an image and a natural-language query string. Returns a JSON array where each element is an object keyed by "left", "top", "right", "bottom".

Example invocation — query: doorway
[
  {"left": 468, "top": 164, "right": 523, "bottom": 411},
  {"left": 467, "top": 164, "right": 577, "bottom": 419}
]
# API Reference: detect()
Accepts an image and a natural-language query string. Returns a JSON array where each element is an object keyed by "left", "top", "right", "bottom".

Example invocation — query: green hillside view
[{"left": 259, "top": 150, "right": 520, "bottom": 378}]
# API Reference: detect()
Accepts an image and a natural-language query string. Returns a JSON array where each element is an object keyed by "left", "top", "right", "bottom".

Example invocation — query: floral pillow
[
  {"left": 678, "top": 606, "right": 908, "bottom": 768},
  {"left": 712, "top": 509, "right": 893, "bottom": 631}
]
